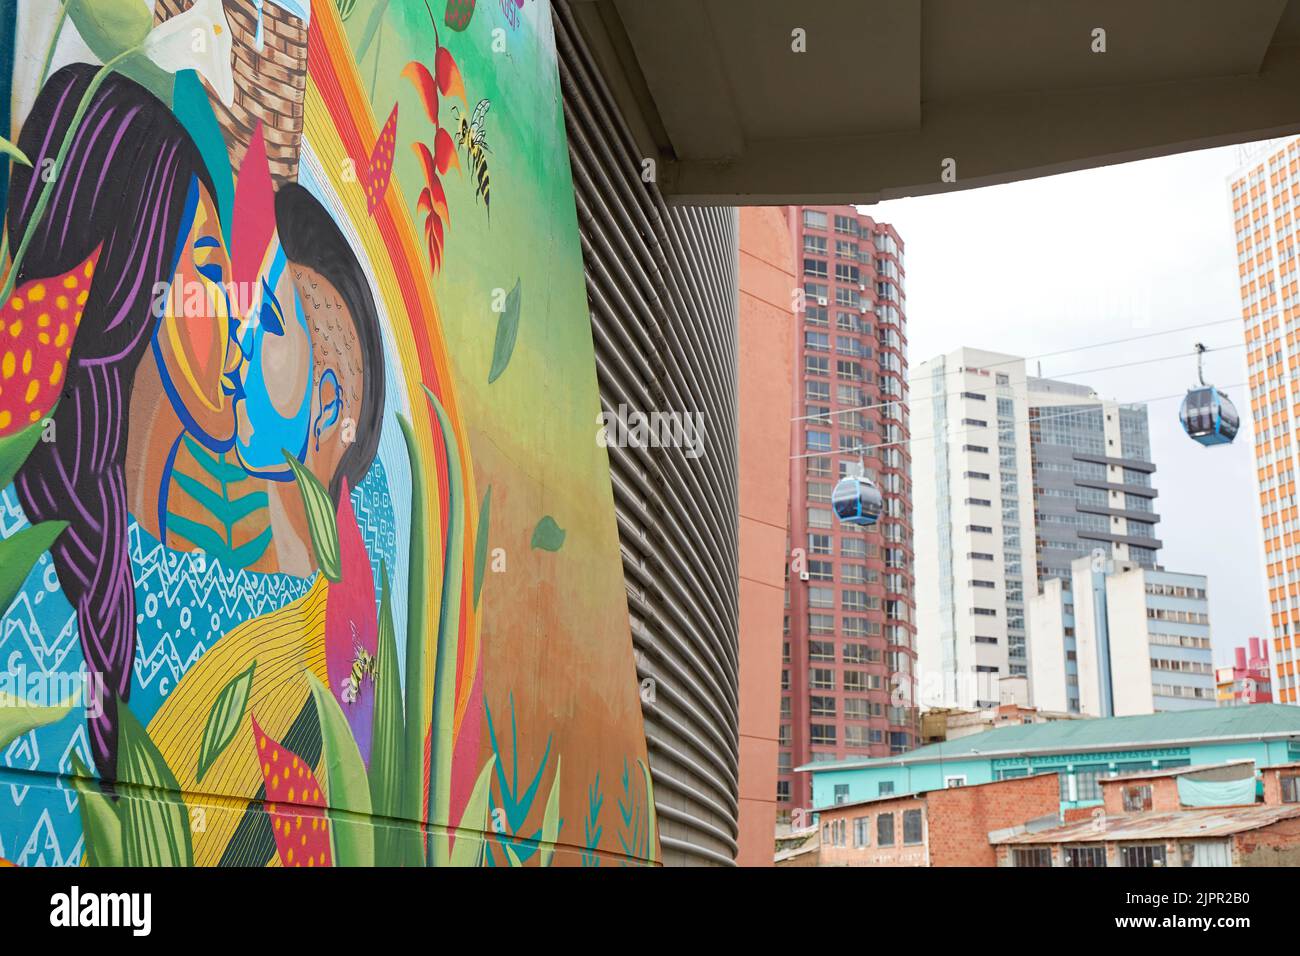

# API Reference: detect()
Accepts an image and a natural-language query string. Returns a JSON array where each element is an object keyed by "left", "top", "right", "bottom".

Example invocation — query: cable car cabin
[
  {"left": 831, "top": 475, "right": 884, "bottom": 527},
  {"left": 1179, "top": 386, "right": 1239, "bottom": 446}
]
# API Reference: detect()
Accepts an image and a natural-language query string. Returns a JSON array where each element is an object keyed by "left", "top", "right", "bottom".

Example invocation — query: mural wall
[{"left": 0, "top": 0, "right": 656, "bottom": 867}]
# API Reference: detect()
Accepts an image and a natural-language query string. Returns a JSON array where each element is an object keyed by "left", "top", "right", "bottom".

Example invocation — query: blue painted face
[{"left": 233, "top": 241, "right": 315, "bottom": 477}]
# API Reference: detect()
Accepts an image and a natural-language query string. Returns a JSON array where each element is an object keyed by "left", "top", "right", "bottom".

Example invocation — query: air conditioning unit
[
  {"left": 817, "top": 296, "right": 828, "bottom": 307},
  {"left": 860, "top": 305, "right": 869, "bottom": 314},
  {"left": 799, "top": 570, "right": 810, "bottom": 582},
  {"left": 858, "top": 283, "right": 866, "bottom": 291}
]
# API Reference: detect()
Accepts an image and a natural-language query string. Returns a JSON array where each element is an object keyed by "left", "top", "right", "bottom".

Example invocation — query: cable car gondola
[
  {"left": 832, "top": 455, "right": 884, "bottom": 527},
  {"left": 1179, "top": 342, "right": 1239, "bottom": 447}
]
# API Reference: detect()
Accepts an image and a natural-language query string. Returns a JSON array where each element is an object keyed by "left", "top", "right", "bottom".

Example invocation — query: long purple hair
[{"left": 8, "top": 65, "right": 213, "bottom": 782}]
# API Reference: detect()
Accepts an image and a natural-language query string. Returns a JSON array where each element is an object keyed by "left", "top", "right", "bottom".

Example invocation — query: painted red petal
[
  {"left": 231, "top": 123, "right": 276, "bottom": 292},
  {"left": 434, "top": 127, "right": 460, "bottom": 175},
  {"left": 367, "top": 103, "right": 399, "bottom": 215},
  {"left": 402, "top": 61, "right": 440, "bottom": 124},
  {"left": 435, "top": 47, "right": 468, "bottom": 109},
  {"left": 324, "top": 478, "right": 380, "bottom": 767}
]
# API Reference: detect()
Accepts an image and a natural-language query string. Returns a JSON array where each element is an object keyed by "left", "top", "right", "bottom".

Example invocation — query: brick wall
[
  {"left": 817, "top": 774, "right": 1061, "bottom": 867},
  {"left": 927, "top": 774, "right": 1060, "bottom": 867},
  {"left": 817, "top": 794, "right": 929, "bottom": 867}
]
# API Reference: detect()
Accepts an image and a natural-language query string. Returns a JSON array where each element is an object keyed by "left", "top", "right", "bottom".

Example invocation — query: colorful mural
[{"left": 0, "top": 0, "right": 656, "bottom": 867}]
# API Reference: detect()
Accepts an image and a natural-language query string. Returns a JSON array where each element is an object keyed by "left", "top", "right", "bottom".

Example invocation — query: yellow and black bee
[
  {"left": 340, "top": 637, "right": 378, "bottom": 705},
  {"left": 454, "top": 99, "right": 492, "bottom": 216}
]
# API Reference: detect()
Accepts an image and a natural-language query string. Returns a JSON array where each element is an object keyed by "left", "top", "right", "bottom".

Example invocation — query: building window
[
  {"left": 944, "top": 775, "right": 966, "bottom": 788},
  {"left": 809, "top": 641, "right": 835, "bottom": 662},
  {"left": 876, "top": 813, "right": 895, "bottom": 847},
  {"left": 1064, "top": 845, "right": 1107, "bottom": 868},
  {"left": 878, "top": 781, "right": 895, "bottom": 796},
  {"left": 853, "top": 817, "right": 870, "bottom": 848},
  {"left": 810, "top": 668, "right": 835, "bottom": 690},
  {"left": 1120, "top": 844, "right": 1167, "bottom": 868},
  {"left": 777, "top": 780, "right": 790, "bottom": 802},
  {"left": 902, "top": 809, "right": 923, "bottom": 845},
  {"left": 1122, "top": 784, "right": 1153, "bottom": 813},
  {"left": 810, "top": 724, "right": 837, "bottom": 746},
  {"left": 1012, "top": 847, "right": 1053, "bottom": 868},
  {"left": 1074, "top": 764, "right": 1107, "bottom": 802},
  {"left": 810, "top": 695, "right": 836, "bottom": 717},
  {"left": 1281, "top": 775, "right": 1300, "bottom": 803}
]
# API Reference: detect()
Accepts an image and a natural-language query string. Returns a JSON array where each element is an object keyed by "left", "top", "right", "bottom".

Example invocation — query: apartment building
[
  {"left": 913, "top": 348, "right": 1163, "bottom": 711},
  {"left": 780, "top": 205, "right": 916, "bottom": 819}
]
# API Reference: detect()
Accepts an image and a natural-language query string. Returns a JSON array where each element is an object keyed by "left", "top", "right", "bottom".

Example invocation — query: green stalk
[
  {"left": 0, "top": 45, "right": 137, "bottom": 304},
  {"left": 396, "top": 413, "right": 430, "bottom": 866},
  {"left": 423, "top": 385, "right": 466, "bottom": 867},
  {"left": 38, "top": 1, "right": 70, "bottom": 86}
]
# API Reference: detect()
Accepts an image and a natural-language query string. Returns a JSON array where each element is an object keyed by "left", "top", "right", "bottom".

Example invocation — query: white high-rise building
[
  {"left": 912, "top": 348, "right": 1036, "bottom": 708},
  {"left": 912, "top": 347, "right": 1166, "bottom": 710},
  {"left": 1030, "top": 556, "right": 1215, "bottom": 716}
]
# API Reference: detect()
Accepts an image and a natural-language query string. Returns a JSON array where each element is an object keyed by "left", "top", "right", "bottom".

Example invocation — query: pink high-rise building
[{"left": 780, "top": 206, "right": 917, "bottom": 822}]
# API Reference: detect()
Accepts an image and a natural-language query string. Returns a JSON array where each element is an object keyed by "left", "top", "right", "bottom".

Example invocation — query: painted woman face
[{"left": 152, "top": 177, "right": 241, "bottom": 450}]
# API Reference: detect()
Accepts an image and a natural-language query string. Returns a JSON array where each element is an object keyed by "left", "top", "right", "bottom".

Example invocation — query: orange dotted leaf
[
  {"left": 250, "top": 714, "right": 333, "bottom": 868},
  {"left": 0, "top": 245, "right": 100, "bottom": 437}
]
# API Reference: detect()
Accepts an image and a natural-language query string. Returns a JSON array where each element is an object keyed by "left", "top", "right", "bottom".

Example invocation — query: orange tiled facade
[{"left": 1230, "top": 140, "right": 1300, "bottom": 705}]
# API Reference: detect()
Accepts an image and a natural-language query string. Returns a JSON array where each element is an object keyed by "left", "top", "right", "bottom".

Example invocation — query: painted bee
[
  {"left": 341, "top": 633, "right": 378, "bottom": 705},
  {"left": 454, "top": 99, "right": 492, "bottom": 216}
]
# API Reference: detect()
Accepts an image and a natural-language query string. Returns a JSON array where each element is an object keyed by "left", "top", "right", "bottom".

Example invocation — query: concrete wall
[{"left": 735, "top": 206, "right": 795, "bottom": 866}]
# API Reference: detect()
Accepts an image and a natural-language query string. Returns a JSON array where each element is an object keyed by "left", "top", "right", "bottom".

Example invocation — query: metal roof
[
  {"left": 797, "top": 704, "right": 1300, "bottom": 774},
  {"left": 991, "top": 805, "right": 1300, "bottom": 844}
]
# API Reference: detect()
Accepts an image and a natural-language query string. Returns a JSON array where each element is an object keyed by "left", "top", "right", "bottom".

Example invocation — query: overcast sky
[{"left": 867, "top": 142, "right": 1271, "bottom": 666}]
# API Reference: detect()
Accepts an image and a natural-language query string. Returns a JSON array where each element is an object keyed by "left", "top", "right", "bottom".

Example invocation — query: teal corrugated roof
[{"left": 797, "top": 704, "right": 1300, "bottom": 774}]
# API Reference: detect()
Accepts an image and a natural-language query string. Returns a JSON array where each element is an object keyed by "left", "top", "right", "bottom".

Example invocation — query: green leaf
[
  {"left": 118, "top": 703, "right": 193, "bottom": 867},
  {"left": 307, "top": 673, "right": 375, "bottom": 867},
  {"left": 282, "top": 450, "right": 341, "bottom": 581},
  {"left": 445, "top": 0, "right": 477, "bottom": 31},
  {"left": 70, "top": 754, "right": 122, "bottom": 867},
  {"left": 487, "top": 278, "right": 522, "bottom": 383},
  {"left": 66, "top": 0, "right": 152, "bottom": 63},
  {"left": 503, "top": 841, "right": 523, "bottom": 867},
  {"left": 397, "top": 414, "right": 430, "bottom": 867},
  {"left": 472, "top": 485, "right": 491, "bottom": 609},
  {"left": 530, "top": 515, "right": 566, "bottom": 552},
  {"left": 195, "top": 661, "right": 256, "bottom": 784},
  {"left": 422, "top": 387, "right": 467, "bottom": 867},
  {"left": 0, "top": 521, "right": 67, "bottom": 617},
  {"left": 449, "top": 755, "right": 497, "bottom": 867},
  {"left": 539, "top": 755, "right": 562, "bottom": 867},
  {"left": 639, "top": 759, "right": 657, "bottom": 865},
  {"left": 0, "top": 418, "right": 46, "bottom": 491},
  {"left": 0, "top": 690, "right": 72, "bottom": 752},
  {"left": 0, "top": 135, "right": 30, "bottom": 169},
  {"left": 369, "top": 563, "right": 406, "bottom": 866}
]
